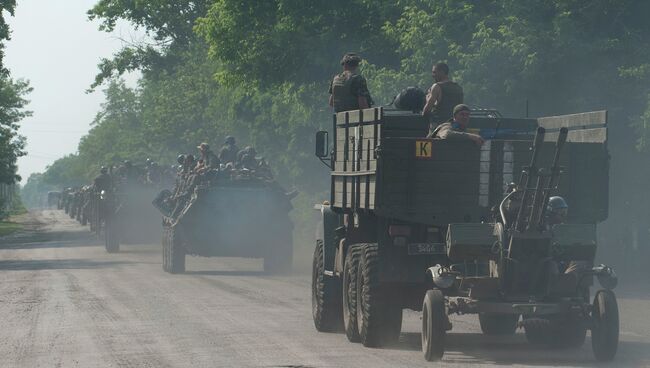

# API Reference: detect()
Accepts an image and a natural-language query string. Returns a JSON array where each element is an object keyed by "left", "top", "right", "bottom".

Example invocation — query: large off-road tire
[
  {"left": 342, "top": 244, "right": 361, "bottom": 342},
  {"left": 162, "top": 226, "right": 185, "bottom": 274},
  {"left": 312, "top": 239, "right": 342, "bottom": 332},
  {"left": 422, "top": 289, "right": 446, "bottom": 361},
  {"left": 263, "top": 230, "right": 293, "bottom": 274},
  {"left": 104, "top": 215, "right": 119, "bottom": 253},
  {"left": 356, "top": 243, "right": 402, "bottom": 347},
  {"left": 591, "top": 289, "right": 619, "bottom": 362},
  {"left": 478, "top": 313, "right": 519, "bottom": 335}
]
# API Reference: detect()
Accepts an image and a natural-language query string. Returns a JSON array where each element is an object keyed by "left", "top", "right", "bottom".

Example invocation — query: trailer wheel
[
  {"left": 422, "top": 289, "right": 446, "bottom": 361},
  {"left": 163, "top": 226, "right": 185, "bottom": 274},
  {"left": 591, "top": 289, "right": 619, "bottom": 362},
  {"left": 478, "top": 313, "right": 519, "bottom": 335},
  {"left": 343, "top": 244, "right": 361, "bottom": 342},
  {"left": 312, "top": 239, "right": 342, "bottom": 332}
]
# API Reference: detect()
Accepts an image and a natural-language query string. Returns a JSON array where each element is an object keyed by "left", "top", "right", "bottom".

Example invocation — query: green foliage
[
  {"left": 31, "top": 0, "right": 650, "bottom": 251},
  {"left": 195, "top": 0, "right": 402, "bottom": 87},
  {"left": 0, "top": 77, "right": 32, "bottom": 184},
  {"left": 0, "top": 1, "right": 32, "bottom": 191}
]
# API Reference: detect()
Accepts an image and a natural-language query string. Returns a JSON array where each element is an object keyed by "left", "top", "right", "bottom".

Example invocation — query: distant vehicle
[
  {"left": 157, "top": 171, "right": 294, "bottom": 274},
  {"left": 312, "top": 107, "right": 618, "bottom": 362},
  {"left": 97, "top": 182, "right": 162, "bottom": 253},
  {"left": 47, "top": 191, "right": 61, "bottom": 208}
]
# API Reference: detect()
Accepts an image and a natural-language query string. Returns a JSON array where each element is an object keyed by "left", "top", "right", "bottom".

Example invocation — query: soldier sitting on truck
[
  {"left": 219, "top": 136, "right": 240, "bottom": 164},
  {"left": 422, "top": 62, "right": 464, "bottom": 134},
  {"left": 427, "top": 104, "right": 485, "bottom": 146},
  {"left": 329, "top": 53, "right": 373, "bottom": 112},
  {"left": 197, "top": 143, "right": 220, "bottom": 174}
]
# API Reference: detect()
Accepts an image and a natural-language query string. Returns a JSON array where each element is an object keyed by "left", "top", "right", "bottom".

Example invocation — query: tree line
[
  {"left": 0, "top": 1, "right": 32, "bottom": 216},
  {"left": 22, "top": 1, "right": 650, "bottom": 263}
]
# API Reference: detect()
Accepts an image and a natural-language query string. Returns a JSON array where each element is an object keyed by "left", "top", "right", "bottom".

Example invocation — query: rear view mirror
[{"left": 315, "top": 131, "right": 329, "bottom": 158}]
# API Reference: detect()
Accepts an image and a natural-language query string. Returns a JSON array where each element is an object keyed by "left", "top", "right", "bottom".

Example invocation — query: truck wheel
[
  {"left": 343, "top": 245, "right": 361, "bottom": 342},
  {"left": 312, "top": 239, "right": 342, "bottom": 332},
  {"left": 422, "top": 289, "right": 446, "bottom": 361},
  {"left": 478, "top": 313, "right": 519, "bottom": 335},
  {"left": 104, "top": 215, "right": 119, "bottom": 253},
  {"left": 591, "top": 289, "right": 619, "bottom": 362},
  {"left": 356, "top": 243, "right": 387, "bottom": 347},
  {"left": 163, "top": 226, "right": 185, "bottom": 274}
]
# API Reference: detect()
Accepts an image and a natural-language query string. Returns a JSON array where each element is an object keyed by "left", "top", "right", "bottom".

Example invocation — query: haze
[{"left": 4, "top": 0, "right": 138, "bottom": 182}]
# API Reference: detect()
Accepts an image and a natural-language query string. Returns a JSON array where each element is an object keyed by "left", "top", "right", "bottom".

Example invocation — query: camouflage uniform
[{"left": 329, "top": 72, "right": 373, "bottom": 113}]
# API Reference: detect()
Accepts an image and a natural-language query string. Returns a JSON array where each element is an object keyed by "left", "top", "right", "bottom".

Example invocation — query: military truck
[
  {"left": 312, "top": 107, "right": 618, "bottom": 362},
  {"left": 158, "top": 172, "right": 294, "bottom": 274}
]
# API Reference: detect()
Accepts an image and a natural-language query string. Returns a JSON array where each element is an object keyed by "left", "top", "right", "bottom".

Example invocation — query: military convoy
[
  {"left": 58, "top": 164, "right": 168, "bottom": 253},
  {"left": 155, "top": 169, "right": 294, "bottom": 274},
  {"left": 312, "top": 107, "right": 618, "bottom": 362}
]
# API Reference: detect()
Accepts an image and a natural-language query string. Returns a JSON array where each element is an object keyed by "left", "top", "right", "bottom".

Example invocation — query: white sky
[{"left": 4, "top": 0, "right": 140, "bottom": 182}]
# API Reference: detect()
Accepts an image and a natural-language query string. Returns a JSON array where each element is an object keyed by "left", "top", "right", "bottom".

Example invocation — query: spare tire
[{"left": 394, "top": 87, "right": 426, "bottom": 112}]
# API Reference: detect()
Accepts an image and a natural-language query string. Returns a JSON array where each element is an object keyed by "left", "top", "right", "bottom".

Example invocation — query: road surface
[{"left": 0, "top": 210, "right": 648, "bottom": 367}]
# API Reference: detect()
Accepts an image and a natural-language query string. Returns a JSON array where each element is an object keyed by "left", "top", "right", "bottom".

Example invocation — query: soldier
[
  {"left": 219, "top": 136, "right": 240, "bottom": 165},
  {"left": 93, "top": 166, "right": 112, "bottom": 192},
  {"left": 197, "top": 143, "right": 220, "bottom": 173},
  {"left": 427, "top": 104, "right": 484, "bottom": 146},
  {"left": 329, "top": 53, "right": 373, "bottom": 112},
  {"left": 422, "top": 62, "right": 464, "bottom": 132}
]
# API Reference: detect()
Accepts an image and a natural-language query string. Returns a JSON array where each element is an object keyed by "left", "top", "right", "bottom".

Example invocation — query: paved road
[{"left": 0, "top": 210, "right": 648, "bottom": 367}]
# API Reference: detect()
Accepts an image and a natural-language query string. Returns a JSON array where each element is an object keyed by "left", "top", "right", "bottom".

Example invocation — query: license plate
[{"left": 408, "top": 243, "right": 446, "bottom": 255}]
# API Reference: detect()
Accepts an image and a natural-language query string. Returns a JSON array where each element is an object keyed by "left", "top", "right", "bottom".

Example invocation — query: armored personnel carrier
[
  {"left": 312, "top": 107, "right": 618, "bottom": 362},
  {"left": 157, "top": 171, "right": 294, "bottom": 274}
]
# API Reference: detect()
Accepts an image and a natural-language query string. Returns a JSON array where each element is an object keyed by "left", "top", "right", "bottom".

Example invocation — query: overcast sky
[{"left": 4, "top": 0, "right": 139, "bottom": 182}]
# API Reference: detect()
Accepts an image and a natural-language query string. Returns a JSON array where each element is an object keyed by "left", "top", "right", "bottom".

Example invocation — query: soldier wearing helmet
[
  {"left": 219, "top": 136, "right": 240, "bottom": 165},
  {"left": 329, "top": 53, "right": 373, "bottom": 113}
]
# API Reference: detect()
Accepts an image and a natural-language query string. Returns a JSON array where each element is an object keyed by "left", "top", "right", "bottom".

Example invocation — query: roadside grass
[{"left": 0, "top": 221, "right": 22, "bottom": 236}]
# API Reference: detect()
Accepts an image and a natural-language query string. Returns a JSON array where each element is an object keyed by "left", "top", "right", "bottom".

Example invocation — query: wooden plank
[
  {"left": 537, "top": 110, "right": 607, "bottom": 129},
  {"left": 544, "top": 127, "right": 607, "bottom": 143}
]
